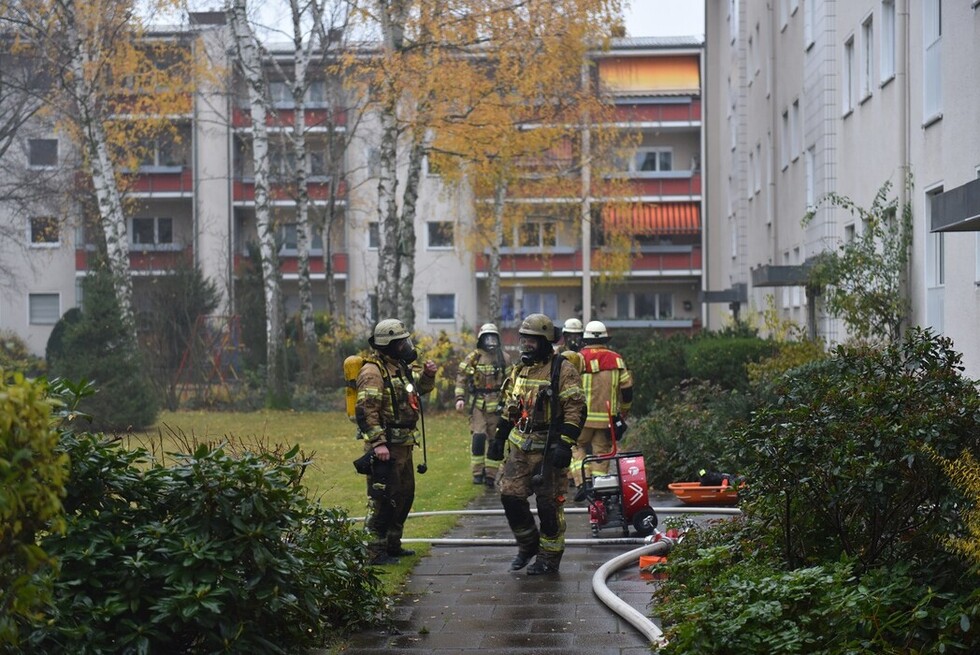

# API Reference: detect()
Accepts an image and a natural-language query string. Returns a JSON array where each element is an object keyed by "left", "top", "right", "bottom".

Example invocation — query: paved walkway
[{"left": 342, "top": 488, "right": 679, "bottom": 655}]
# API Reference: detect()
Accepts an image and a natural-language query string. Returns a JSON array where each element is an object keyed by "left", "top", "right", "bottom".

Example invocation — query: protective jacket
[
  {"left": 356, "top": 353, "right": 436, "bottom": 448},
  {"left": 498, "top": 353, "right": 586, "bottom": 450},
  {"left": 579, "top": 345, "right": 632, "bottom": 428},
  {"left": 454, "top": 347, "right": 510, "bottom": 413}
]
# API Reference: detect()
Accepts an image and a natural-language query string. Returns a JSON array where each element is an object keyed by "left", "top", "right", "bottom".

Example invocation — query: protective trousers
[
  {"left": 570, "top": 426, "right": 613, "bottom": 487},
  {"left": 499, "top": 445, "right": 567, "bottom": 566},
  {"left": 365, "top": 443, "right": 416, "bottom": 556},
  {"left": 469, "top": 406, "right": 502, "bottom": 479}
]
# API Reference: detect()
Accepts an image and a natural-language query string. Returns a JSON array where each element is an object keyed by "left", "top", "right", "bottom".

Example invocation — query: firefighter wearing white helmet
[
  {"left": 486, "top": 313, "right": 586, "bottom": 575},
  {"left": 560, "top": 317, "right": 584, "bottom": 353},
  {"left": 357, "top": 318, "right": 438, "bottom": 564},
  {"left": 570, "top": 320, "right": 634, "bottom": 501},
  {"left": 454, "top": 322, "right": 511, "bottom": 486}
]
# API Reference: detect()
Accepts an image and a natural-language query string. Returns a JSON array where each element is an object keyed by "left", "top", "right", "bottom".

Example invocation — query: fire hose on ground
[{"left": 354, "top": 506, "right": 742, "bottom": 647}]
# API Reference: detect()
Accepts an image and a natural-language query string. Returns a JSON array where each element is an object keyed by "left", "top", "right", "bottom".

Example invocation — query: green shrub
[
  {"left": 684, "top": 336, "right": 776, "bottom": 390},
  {"left": 624, "top": 381, "right": 752, "bottom": 489},
  {"left": 616, "top": 331, "right": 690, "bottom": 417},
  {"left": 0, "top": 372, "right": 68, "bottom": 646},
  {"left": 46, "top": 270, "right": 159, "bottom": 431},
  {"left": 736, "top": 327, "right": 980, "bottom": 573},
  {"left": 27, "top": 435, "right": 386, "bottom": 653}
]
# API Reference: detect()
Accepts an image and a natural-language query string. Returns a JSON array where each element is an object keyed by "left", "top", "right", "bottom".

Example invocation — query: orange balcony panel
[
  {"left": 131, "top": 168, "right": 194, "bottom": 194},
  {"left": 75, "top": 248, "right": 192, "bottom": 272},
  {"left": 603, "top": 202, "right": 700, "bottom": 236}
]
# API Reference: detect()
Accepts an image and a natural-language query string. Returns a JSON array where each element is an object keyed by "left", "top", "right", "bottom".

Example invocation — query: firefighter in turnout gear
[
  {"left": 356, "top": 319, "right": 437, "bottom": 565},
  {"left": 570, "top": 321, "right": 633, "bottom": 500},
  {"left": 454, "top": 323, "right": 511, "bottom": 487},
  {"left": 487, "top": 314, "right": 585, "bottom": 575}
]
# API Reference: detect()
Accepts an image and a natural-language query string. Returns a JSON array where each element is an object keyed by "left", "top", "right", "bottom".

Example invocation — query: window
[
  {"left": 618, "top": 291, "right": 673, "bottom": 320},
  {"left": 28, "top": 138, "right": 58, "bottom": 167},
  {"left": 779, "top": 0, "right": 788, "bottom": 29},
  {"left": 424, "top": 153, "right": 442, "bottom": 177},
  {"left": 844, "top": 223, "right": 856, "bottom": 243},
  {"left": 269, "top": 146, "right": 297, "bottom": 180},
  {"left": 782, "top": 251, "right": 791, "bottom": 308},
  {"left": 748, "top": 34, "right": 755, "bottom": 84},
  {"left": 633, "top": 148, "right": 672, "bottom": 173},
  {"left": 804, "top": 0, "right": 816, "bottom": 48},
  {"left": 279, "top": 223, "right": 323, "bottom": 252},
  {"left": 754, "top": 142, "right": 762, "bottom": 195},
  {"left": 521, "top": 292, "right": 558, "bottom": 320},
  {"left": 790, "top": 100, "right": 800, "bottom": 160},
  {"left": 860, "top": 16, "right": 874, "bottom": 100},
  {"left": 131, "top": 217, "right": 173, "bottom": 248},
  {"left": 780, "top": 110, "right": 789, "bottom": 170},
  {"left": 805, "top": 146, "right": 816, "bottom": 208},
  {"left": 729, "top": 0, "right": 738, "bottom": 43},
  {"left": 881, "top": 0, "right": 896, "bottom": 82},
  {"left": 792, "top": 247, "right": 801, "bottom": 307},
  {"left": 926, "top": 186, "right": 945, "bottom": 287},
  {"left": 427, "top": 221, "right": 453, "bottom": 249},
  {"left": 29, "top": 293, "right": 60, "bottom": 325},
  {"left": 790, "top": 0, "right": 799, "bottom": 15},
  {"left": 843, "top": 37, "right": 855, "bottom": 114},
  {"left": 518, "top": 221, "right": 556, "bottom": 248},
  {"left": 427, "top": 294, "right": 455, "bottom": 321},
  {"left": 367, "top": 221, "right": 380, "bottom": 249},
  {"left": 30, "top": 216, "right": 59, "bottom": 246},
  {"left": 140, "top": 133, "right": 183, "bottom": 168},
  {"left": 923, "top": 0, "right": 942, "bottom": 120},
  {"left": 748, "top": 150, "right": 755, "bottom": 199},
  {"left": 366, "top": 147, "right": 381, "bottom": 178}
]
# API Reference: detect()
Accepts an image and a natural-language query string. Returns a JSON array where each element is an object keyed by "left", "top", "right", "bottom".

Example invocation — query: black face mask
[
  {"left": 519, "top": 334, "right": 551, "bottom": 364},
  {"left": 480, "top": 335, "right": 499, "bottom": 351},
  {"left": 389, "top": 337, "right": 418, "bottom": 363},
  {"left": 564, "top": 334, "right": 583, "bottom": 352}
]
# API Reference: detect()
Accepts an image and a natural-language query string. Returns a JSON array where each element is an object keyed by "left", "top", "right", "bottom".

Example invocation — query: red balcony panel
[
  {"left": 611, "top": 99, "right": 701, "bottom": 124},
  {"left": 131, "top": 168, "right": 194, "bottom": 194},
  {"left": 75, "top": 248, "right": 193, "bottom": 273},
  {"left": 233, "top": 252, "right": 348, "bottom": 276},
  {"left": 233, "top": 178, "right": 347, "bottom": 202},
  {"left": 232, "top": 106, "right": 348, "bottom": 129}
]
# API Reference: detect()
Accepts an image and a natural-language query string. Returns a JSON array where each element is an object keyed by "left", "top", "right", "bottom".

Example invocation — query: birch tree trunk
[
  {"left": 488, "top": 179, "right": 507, "bottom": 325},
  {"left": 287, "top": 0, "right": 318, "bottom": 382},
  {"left": 63, "top": 0, "right": 134, "bottom": 334},
  {"left": 229, "top": 0, "right": 288, "bottom": 405}
]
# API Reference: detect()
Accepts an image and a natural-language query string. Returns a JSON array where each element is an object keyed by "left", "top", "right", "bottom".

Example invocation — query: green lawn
[{"left": 131, "top": 408, "right": 486, "bottom": 593}]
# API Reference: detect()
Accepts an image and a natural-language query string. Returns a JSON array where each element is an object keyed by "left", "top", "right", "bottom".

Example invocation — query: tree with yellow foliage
[{"left": 2, "top": 0, "right": 194, "bottom": 337}]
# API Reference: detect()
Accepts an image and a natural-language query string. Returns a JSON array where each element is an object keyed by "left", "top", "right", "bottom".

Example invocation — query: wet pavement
[{"left": 340, "top": 489, "right": 682, "bottom": 655}]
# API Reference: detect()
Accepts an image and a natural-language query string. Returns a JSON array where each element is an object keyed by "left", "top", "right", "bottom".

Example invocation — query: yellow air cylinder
[{"left": 343, "top": 355, "right": 364, "bottom": 422}]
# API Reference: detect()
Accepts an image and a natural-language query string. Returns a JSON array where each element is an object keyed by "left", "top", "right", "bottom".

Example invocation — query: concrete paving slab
[{"left": 341, "top": 489, "right": 664, "bottom": 654}]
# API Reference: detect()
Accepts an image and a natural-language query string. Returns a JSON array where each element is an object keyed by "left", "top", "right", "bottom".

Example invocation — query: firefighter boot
[
  {"left": 526, "top": 551, "right": 563, "bottom": 576},
  {"left": 509, "top": 549, "right": 537, "bottom": 571}
]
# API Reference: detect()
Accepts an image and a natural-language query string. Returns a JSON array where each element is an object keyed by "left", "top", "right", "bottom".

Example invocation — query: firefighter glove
[{"left": 546, "top": 440, "right": 573, "bottom": 470}]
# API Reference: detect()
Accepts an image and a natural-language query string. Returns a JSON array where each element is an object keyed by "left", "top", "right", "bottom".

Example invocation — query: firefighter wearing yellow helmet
[
  {"left": 487, "top": 313, "right": 585, "bottom": 575},
  {"left": 356, "top": 318, "right": 438, "bottom": 565},
  {"left": 570, "top": 320, "right": 633, "bottom": 501},
  {"left": 454, "top": 322, "right": 511, "bottom": 486}
]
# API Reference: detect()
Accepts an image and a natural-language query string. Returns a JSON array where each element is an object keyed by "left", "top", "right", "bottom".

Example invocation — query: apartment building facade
[
  {"left": 0, "top": 16, "right": 704, "bottom": 358},
  {"left": 704, "top": 0, "right": 980, "bottom": 377}
]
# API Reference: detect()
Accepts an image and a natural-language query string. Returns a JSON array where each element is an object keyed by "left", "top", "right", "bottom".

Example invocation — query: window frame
[
  {"left": 880, "top": 0, "right": 896, "bottom": 84},
  {"left": 28, "top": 138, "right": 58, "bottom": 168},
  {"left": 427, "top": 293, "right": 455, "bottom": 322},
  {"left": 29, "top": 216, "right": 60, "bottom": 248},
  {"left": 426, "top": 221, "right": 454, "bottom": 250},
  {"left": 843, "top": 36, "right": 856, "bottom": 116},
  {"left": 367, "top": 221, "right": 380, "bottom": 250},
  {"left": 29, "top": 292, "right": 60, "bottom": 325},
  {"left": 131, "top": 217, "right": 175, "bottom": 250},
  {"left": 631, "top": 147, "right": 673, "bottom": 175},
  {"left": 860, "top": 15, "right": 874, "bottom": 102}
]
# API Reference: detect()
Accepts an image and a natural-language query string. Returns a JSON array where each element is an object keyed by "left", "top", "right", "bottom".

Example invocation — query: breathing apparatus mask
[
  {"left": 563, "top": 333, "right": 583, "bottom": 352},
  {"left": 386, "top": 336, "right": 418, "bottom": 363},
  {"left": 479, "top": 333, "right": 500, "bottom": 352},
  {"left": 518, "top": 334, "right": 551, "bottom": 364}
]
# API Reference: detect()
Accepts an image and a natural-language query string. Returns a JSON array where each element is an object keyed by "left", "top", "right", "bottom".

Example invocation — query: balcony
[
  {"left": 231, "top": 106, "right": 348, "bottom": 130},
  {"left": 474, "top": 245, "right": 701, "bottom": 278},
  {"left": 233, "top": 177, "right": 347, "bottom": 203},
  {"left": 232, "top": 251, "right": 349, "bottom": 277},
  {"left": 75, "top": 245, "right": 192, "bottom": 273},
  {"left": 129, "top": 167, "right": 194, "bottom": 196},
  {"left": 610, "top": 98, "right": 701, "bottom": 125}
]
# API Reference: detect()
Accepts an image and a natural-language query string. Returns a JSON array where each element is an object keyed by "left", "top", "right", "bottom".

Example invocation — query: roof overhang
[
  {"left": 701, "top": 283, "right": 747, "bottom": 304},
  {"left": 931, "top": 178, "right": 980, "bottom": 232},
  {"left": 751, "top": 264, "right": 808, "bottom": 287}
]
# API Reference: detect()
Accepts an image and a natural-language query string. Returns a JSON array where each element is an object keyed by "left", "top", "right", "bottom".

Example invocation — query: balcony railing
[
  {"left": 475, "top": 245, "right": 701, "bottom": 277},
  {"left": 231, "top": 106, "right": 348, "bottom": 130},
  {"left": 232, "top": 251, "right": 349, "bottom": 276},
  {"left": 75, "top": 246, "right": 192, "bottom": 273},
  {"left": 232, "top": 177, "right": 347, "bottom": 203},
  {"left": 129, "top": 167, "right": 194, "bottom": 196},
  {"left": 610, "top": 98, "right": 701, "bottom": 124}
]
